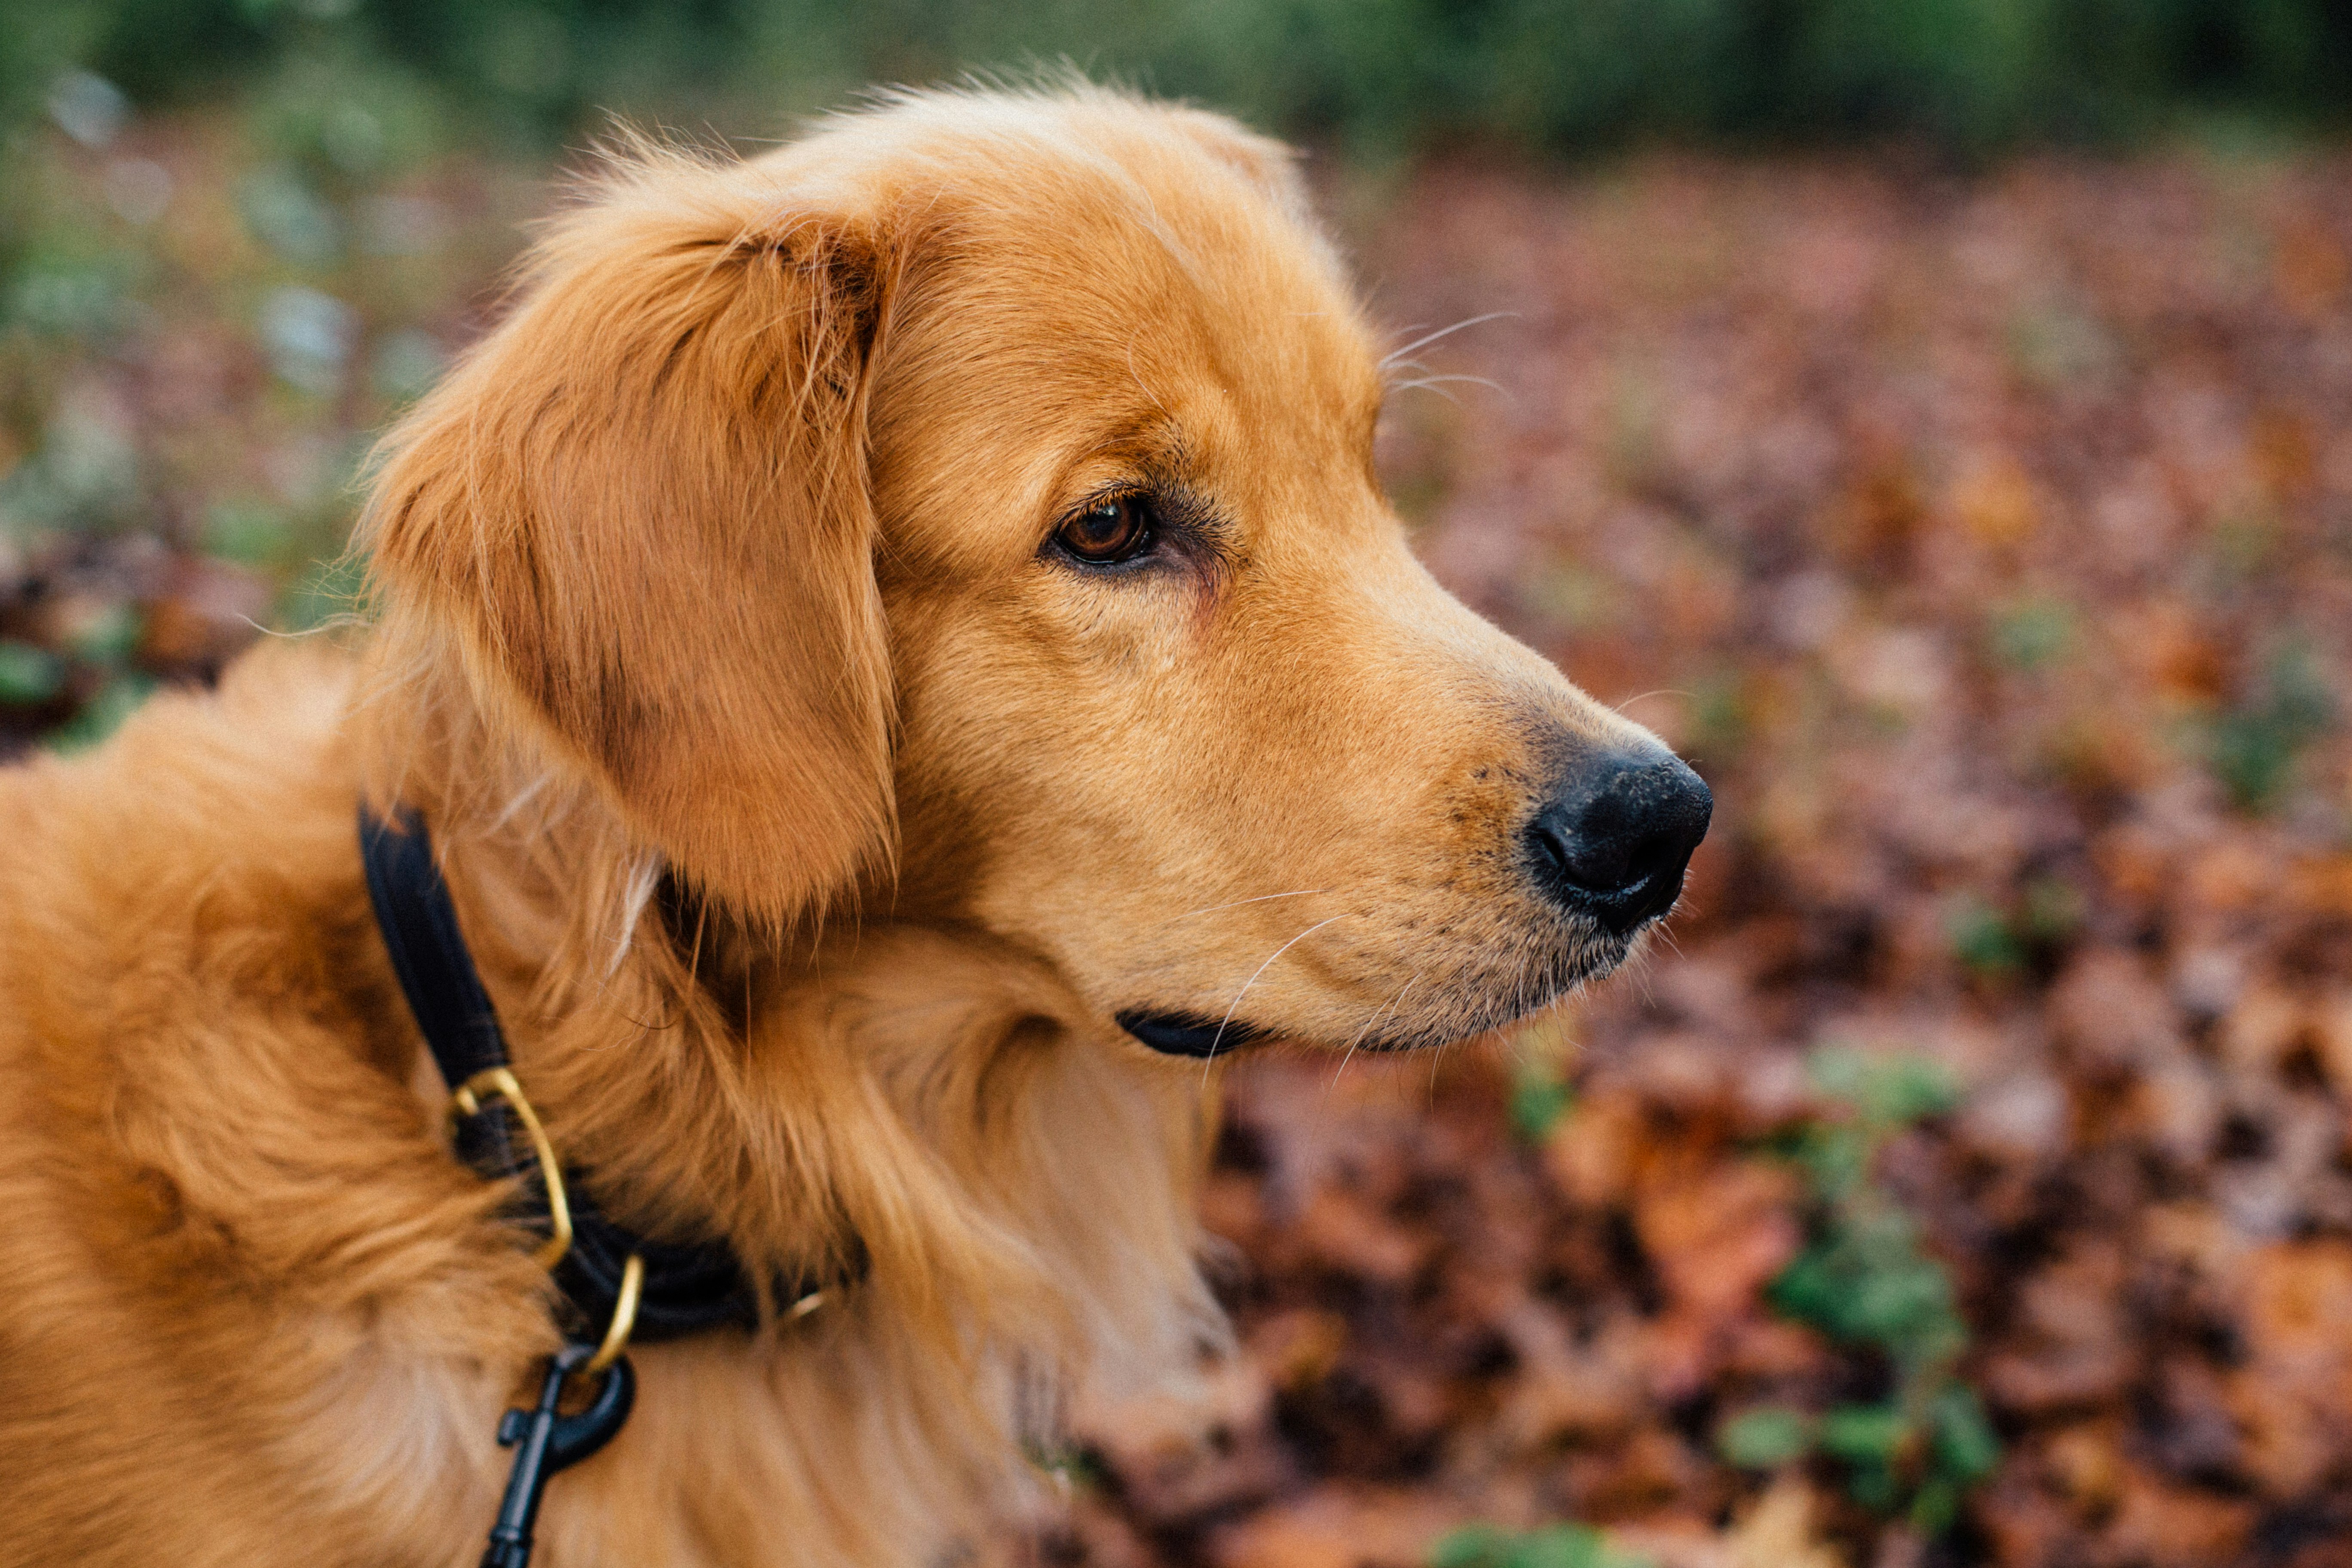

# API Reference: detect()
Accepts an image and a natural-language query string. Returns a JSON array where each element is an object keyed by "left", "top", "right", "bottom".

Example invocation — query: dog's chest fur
[{"left": 0, "top": 645, "right": 1215, "bottom": 1567}]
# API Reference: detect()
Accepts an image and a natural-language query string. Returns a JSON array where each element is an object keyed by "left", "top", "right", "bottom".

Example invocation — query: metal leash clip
[{"left": 479, "top": 1255, "right": 643, "bottom": 1568}]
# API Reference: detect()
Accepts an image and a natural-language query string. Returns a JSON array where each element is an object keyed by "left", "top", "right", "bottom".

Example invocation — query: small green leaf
[
  {"left": 1718, "top": 1406, "right": 1815, "bottom": 1467},
  {"left": 0, "top": 640, "right": 64, "bottom": 704},
  {"left": 1946, "top": 897, "right": 2023, "bottom": 977},
  {"left": 1862, "top": 1056, "right": 1961, "bottom": 1126},
  {"left": 1820, "top": 1403, "right": 1911, "bottom": 1464},
  {"left": 2209, "top": 640, "right": 2335, "bottom": 812},
  {"left": 1430, "top": 1524, "right": 1649, "bottom": 1568},
  {"left": 1764, "top": 1049, "right": 1992, "bottom": 1536},
  {"left": 67, "top": 602, "right": 142, "bottom": 665},
  {"left": 1848, "top": 1461, "right": 1902, "bottom": 1513},
  {"left": 1910, "top": 1477, "right": 1962, "bottom": 1535},
  {"left": 1929, "top": 1387, "right": 2001, "bottom": 1481},
  {"left": 1432, "top": 1526, "right": 1508, "bottom": 1568},
  {"left": 1787, "top": 1121, "right": 1871, "bottom": 1202},
  {"left": 1511, "top": 1070, "right": 1574, "bottom": 1143},
  {"left": 1805, "top": 1046, "right": 1958, "bottom": 1128},
  {"left": 1988, "top": 595, "right": 2075, "bottom": 670}
]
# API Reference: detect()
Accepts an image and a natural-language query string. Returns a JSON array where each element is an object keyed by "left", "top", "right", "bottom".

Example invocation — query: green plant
[
  {"left": 1945, "top": 894, "right": 2024, "bottom": 979},
  {"left": 1987, "top": 594, "right": 2076, "bottom": 670},
  {"left": 0, "top": 640, "right": 65, "bottom": 705},
  {"left": 1719, "top": 1047, "right": 1999, "bottom": 1536},
  {"left": 1945, "top": 877, "right": 2082, "bottom": 981},
  {"left": 2208, "top": 638, "right": 2334, "bottom": 812},
  {"left": 1431, "top": 1522, "right": 1651, "bottom": 1568},
  {"left": 1509, "top": 1056, "right": 1574, "bottom": 1144}
]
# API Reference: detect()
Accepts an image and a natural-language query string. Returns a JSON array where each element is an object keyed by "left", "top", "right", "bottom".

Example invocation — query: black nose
[{"left": 1524, "top": 751, "right": 1712, "bottom": 935}]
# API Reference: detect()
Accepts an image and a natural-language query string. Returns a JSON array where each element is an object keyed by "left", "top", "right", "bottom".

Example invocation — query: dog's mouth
[
  {"left": 1115, "top": 1010, "right": 1271, "bottom": 1057},
  {"left": 1117, "top": 924, "right": 1654, "bottom": 1059}
]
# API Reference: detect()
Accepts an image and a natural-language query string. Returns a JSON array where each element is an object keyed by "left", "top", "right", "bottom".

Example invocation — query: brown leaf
[
  {"left": 2050, "top": 949, "right": 2183, "bottom": 1071},
  {"left": 2224, "top": 1241, "right": 2352, "bottom": 1495},
  {"left": 1985, "top": 1246, "right": 2137, "bottom": 1415},
  {"left": 1078, "top": 1358, "right": 1289, "bottom": 1528},
  {"left": 1544, "top": 1089, "right": 1646, "bottom": 1208},
  {"left": 1635, "top": 1159, "right": 1803, "bottom": 1321},
  {"left": 1289, "top": 1185, "right": 1430, "bottom": 1286},
  {"left": 1207, "top": 1485, "right": 1461, "bottom": 1568},
  {"left": 1724, "top": 1476, "right": 1846, "bottom": 1568},
  {"left": 2090, "top": 1468, "right": 2254, "bottom": 1568},
  {"left": 1251, "top": 1309, "right": 1351, "bottom": 1395},
  {"left": 1493, "top": 1302, "right": 1647, "bottom": 1450}
]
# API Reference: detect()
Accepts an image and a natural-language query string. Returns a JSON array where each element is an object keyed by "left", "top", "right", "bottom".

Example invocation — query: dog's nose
[{"left": 1524, "top": 751, "right": 1712, "bottom": 935}]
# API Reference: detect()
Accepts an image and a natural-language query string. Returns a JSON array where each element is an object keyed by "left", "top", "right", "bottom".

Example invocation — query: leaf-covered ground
[{"left": 8, "top": 114, "right": 2352, "bottom": 1568}]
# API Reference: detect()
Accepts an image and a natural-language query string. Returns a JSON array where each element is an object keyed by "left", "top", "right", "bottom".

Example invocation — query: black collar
[{"left": 359, "top": 803, "right": 832, "bottom": 1342}]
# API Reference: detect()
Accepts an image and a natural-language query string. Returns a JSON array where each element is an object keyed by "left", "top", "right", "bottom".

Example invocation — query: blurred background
[{"left": 7, "top": 3, "right": 2352, "bottom": 1566}]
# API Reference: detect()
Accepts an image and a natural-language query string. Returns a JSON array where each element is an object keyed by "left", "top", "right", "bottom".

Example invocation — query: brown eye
[{"left": 1054, "top": 495, "right": 1156, "bottom": 565}]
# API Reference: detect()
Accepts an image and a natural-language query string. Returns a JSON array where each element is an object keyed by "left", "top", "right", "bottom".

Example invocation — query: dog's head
[{"left": 364, "top": 86, "right": 1709, "bottom": 1059}]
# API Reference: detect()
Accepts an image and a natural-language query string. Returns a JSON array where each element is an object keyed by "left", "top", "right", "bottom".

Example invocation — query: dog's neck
[{"left": 349, "top": 633, "right": 1221, "bottom": 1389}]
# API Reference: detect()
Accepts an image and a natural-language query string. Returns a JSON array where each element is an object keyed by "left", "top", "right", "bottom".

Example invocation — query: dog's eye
[{"left": 1054, "top": 496, "right": 1157, "bottom": 566}]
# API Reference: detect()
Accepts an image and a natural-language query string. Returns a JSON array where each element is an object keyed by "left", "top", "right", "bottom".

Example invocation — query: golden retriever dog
[{"left": 0, "top": 84, "right": 1709, "bottom": 1567}]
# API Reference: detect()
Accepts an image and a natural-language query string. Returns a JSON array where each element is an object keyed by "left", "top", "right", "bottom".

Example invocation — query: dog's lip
[
  {"left": 1115, "top": 1009, "right": 1268, "bottom": 1058},
  {"left": 1118, "top": 932, "right": 1645, "bottom": 1057}
]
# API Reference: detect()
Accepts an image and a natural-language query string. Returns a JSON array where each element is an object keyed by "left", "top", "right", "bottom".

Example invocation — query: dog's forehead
[
  {"left": 826, "top": 92, "right": 1393, "bottom": 574},
  {"left": 855, "top": 95, "right": 1381, "bottom": 412}
]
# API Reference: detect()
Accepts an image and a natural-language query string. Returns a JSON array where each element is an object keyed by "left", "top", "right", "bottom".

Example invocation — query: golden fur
[{"left": 0, "top": 85, "right": 1671, "bottom": 1566}]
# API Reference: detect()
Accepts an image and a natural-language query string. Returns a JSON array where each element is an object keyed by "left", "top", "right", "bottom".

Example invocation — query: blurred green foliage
[
  {"left": 1509, "top": 1074, "right": 1574, "bottom": 1143},
  {"left": 2209, "top": 637, "right": 2335, "bottom": 810},
  {"left": 5, "top": 0, "right": 2351, "bottom": 164},
  {"left": 1721, "top": 1047, "right": 1999, "bottom": 1537},
  {"left": 1509, "top": 1052, "right": 1576, "bottom": 1143},
  {"left": 1431, "top": 1521, "right": 1650, "bottom": 1568},
  {"left": 0, "top": 639, "right": 62, "bottom": 704},
  {"left": 1946, "top": 874, "right": 2086, "bottom": 982}
]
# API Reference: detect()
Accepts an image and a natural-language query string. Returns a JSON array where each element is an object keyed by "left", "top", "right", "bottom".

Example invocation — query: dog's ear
[{"left": 363, "top": 154, "right": 895, "bottom": 928}]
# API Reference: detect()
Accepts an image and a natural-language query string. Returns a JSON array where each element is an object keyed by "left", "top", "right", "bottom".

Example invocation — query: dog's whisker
[
  {"left": 237, "top": 611, "right": 361, "bottom": 640},
  {"left": 1389, "top": 374, "right": 1503, "bottom": 398},
  {"left": 1325, "top": 969, "right": 1418, "bottom": 1099},
  {"left": 1200, "top": 913, "right": 1352, "bottom": 1091},
  {"left": 1164, "top": 888, "right": 1331, "bottom": 923},
  {"left": 1376, "top": 311, "right": 1516, "bottom": 373},
  {"left": 1608, "top": 687, "right": 1696, "bottom": 714}
]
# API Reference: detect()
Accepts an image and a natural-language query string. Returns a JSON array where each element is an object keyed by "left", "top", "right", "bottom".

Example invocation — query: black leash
[{"left": 359, "top": 803, "right": 834, "bottom": 1567}]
